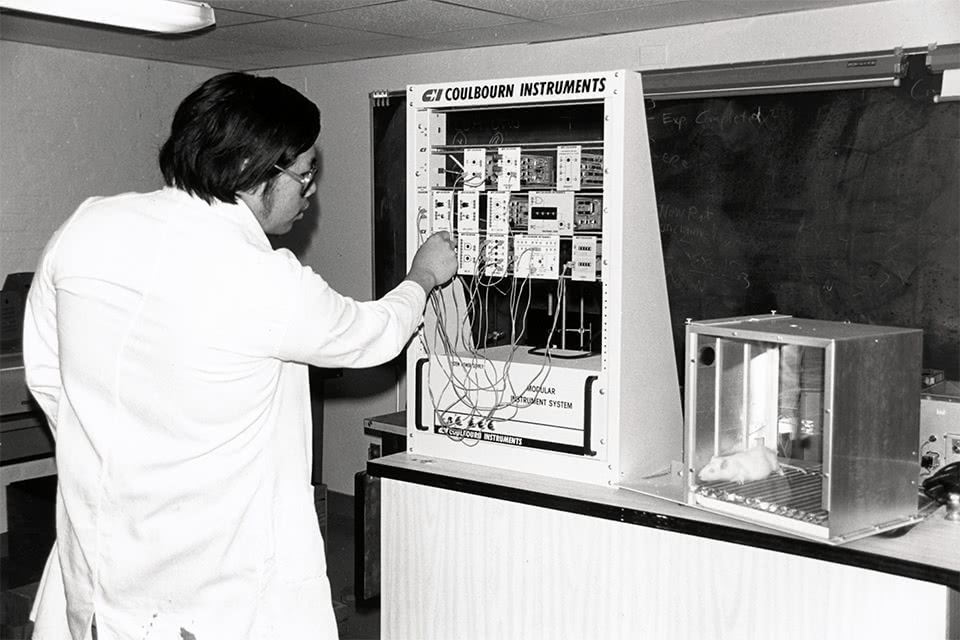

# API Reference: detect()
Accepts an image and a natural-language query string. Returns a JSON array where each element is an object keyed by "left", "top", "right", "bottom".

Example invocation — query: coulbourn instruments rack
[{"left": 405, "top": 70, "right": 684, "bottom": 486}]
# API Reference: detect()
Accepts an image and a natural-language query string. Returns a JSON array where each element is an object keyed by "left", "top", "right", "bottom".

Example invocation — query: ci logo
[{"left": 421, "top": 88, "right": 442, "bottom": 102}]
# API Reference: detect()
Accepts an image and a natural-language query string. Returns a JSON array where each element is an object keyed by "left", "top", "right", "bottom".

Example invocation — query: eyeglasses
[{"left": 274, "top": 163, "right": 317, "bottom": 197}]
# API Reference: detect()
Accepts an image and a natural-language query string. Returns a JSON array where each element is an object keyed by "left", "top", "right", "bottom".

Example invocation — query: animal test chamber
[
  {"left": 405, "top": 70, "right": 683, "bottom": 486},
  {"left": 684, "top": 314, "right": 924, "bottom": 543}
]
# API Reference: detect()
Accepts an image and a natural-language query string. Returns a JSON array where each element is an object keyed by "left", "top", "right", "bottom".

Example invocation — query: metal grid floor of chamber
[{"left": 695, "top": 466, "right": 828, "bottom": 525}]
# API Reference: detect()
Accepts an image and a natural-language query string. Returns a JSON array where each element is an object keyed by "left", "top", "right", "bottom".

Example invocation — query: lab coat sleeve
[
  {"left": 23, "top": 217, "right": 70, "bottom": 435},
  {"left": 276, "top": 262, "right": 427, "bottom": 369}
]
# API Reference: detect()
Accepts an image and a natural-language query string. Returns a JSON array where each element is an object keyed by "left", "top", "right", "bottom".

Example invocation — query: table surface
[
  {"left": 370, "top": 451, "right": 960, "bottom": 589},
  {"left": 364, "top": 411, "right": 406, "bottom": 437}
]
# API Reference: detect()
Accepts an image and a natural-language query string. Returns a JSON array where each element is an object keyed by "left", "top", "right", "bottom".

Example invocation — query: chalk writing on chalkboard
[{"left": 648, "top": 59, "right": 959, "bottom": 380}]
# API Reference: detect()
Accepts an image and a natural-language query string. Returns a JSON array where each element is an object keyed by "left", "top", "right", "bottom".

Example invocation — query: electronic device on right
[
  {"left": 684, "top": 314, "right": 925, "bottom": 544},
  {"left": 920, "top": 380, "right": 960, "bottom": 478}
]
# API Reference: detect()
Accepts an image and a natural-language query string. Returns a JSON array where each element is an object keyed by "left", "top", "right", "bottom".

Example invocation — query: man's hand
[{"left": 406, "top": 231, "right": 458, "bottom": 294}]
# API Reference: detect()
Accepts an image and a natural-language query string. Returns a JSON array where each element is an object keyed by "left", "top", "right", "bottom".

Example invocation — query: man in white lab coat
[{"left": 23, "top": 72, "right": 456, "bottom": 640}]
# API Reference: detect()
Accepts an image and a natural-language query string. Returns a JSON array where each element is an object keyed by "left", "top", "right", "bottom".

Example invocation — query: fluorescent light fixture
[
  {"left": 0, "top": 0, "right": 215, "bottom": 33},
  {"left": 643, "top": 51, "right": 906, "bottom": 99},
  {"left": 925, "top": 43, "right": 960, "bottom": 72}
]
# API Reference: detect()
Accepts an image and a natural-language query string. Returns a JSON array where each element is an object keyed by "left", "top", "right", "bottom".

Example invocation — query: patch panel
[
  {"left": 415, "top": 192, "right": 431, "bottom": 238},
  {"left": 457, "top": 233, "right": 480, "bottom": 276},
  {"left": 520, "top": 154, "right": 554, "bottom": 188},
  {"left": 513, "top": 234, "right": 560, "bottom": 279},
  {"left": 580, "top": 151, "right": 604, "bottom": 188},
  {"left": 557, "top": 145, "right": 582, "bottom": 191},
  {"left": 431, "top": 190, "right": 453, "bottom": 232},
  {"left": 508, "top": 195, "right": 529, "bottom": 228},
  {"left": 497, "top": 147, "right": 521, "bottom": 191},
  {"left": 574, "top": 196, "right": 603, "bottom": 230},
  {"left": 484, "top": 234, "right": 509, "bottom": 277},
  {"left": 572, "top": 236, "right": 598, "bottom": 282},
  {"left": 463, "top": 147, "right": 486, "bottom": 191},
  {"left": 456, "top": 191, "right": 479, "bottom": 233},
  {"left": 487, "top": 192, "right": 510, "bottom": 234},
  {"left": 528, "top": 191, "right": 574, "bottom": 236},
  {"left": 415, "top": 111, "right": 447, "bottom": 189}
]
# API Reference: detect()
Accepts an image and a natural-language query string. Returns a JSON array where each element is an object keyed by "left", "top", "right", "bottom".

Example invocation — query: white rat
[{"left": 697, "top": 445, "right": 783, "bottom": 484}]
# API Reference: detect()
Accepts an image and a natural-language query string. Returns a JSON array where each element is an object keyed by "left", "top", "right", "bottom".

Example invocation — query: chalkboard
[
  {"left": 372, "top": 93, "right": 407, "bottom": 300},
  {"left": 371, "top": 61, "right": 959, "bottom": 381},
  {"left": 648, "top": 62, "right": 959, "bottom": 381}
]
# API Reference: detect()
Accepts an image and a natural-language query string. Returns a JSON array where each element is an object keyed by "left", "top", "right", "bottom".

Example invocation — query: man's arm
[{"left": 276, "top": 231, "right": 457, "bottom": 369}]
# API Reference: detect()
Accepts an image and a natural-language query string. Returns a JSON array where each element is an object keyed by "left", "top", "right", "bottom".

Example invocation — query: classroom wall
[
  {"left": 0, "top": 44, "right": 217, "bottom": 278},
  {"left": 1, "top": 0, "right": 957, "bottom": 499},
  {"left": 270, "top": 0, "right": 960, "bottom": 496}
]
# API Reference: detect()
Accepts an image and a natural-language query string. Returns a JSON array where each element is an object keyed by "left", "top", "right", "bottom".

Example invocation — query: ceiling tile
[
  {"left": 426, "top": 20, "right": 589, "bottom": 47},
  {"left": 0, "top": 14, "right": 172, "bottom": 55},
  {"left": 0, "top": 13, "right": 275, "bottom": 68},
  {"left": 209, "top": 0, "right": 395, "bottom": 19},
  {"left": 140, "top": 34, "right": 284, "bottom": 59},
  {"left": 444, "top": 0, "right": 679, "bottom": 21},
  {"left": 207, "top": 19, "right": 384, "bottom": 48},
  {"left": 545, "top": 0, "right": 743, "bottom": 34},
  {"left": 315, "top": 35, "right": 464, "bottom": 59},
  {"left": 300, "top": 0, "right": 517, "bottom": 37},
  {"left": 209, "top": 9, "right": 275, "bottom": 27},
  {"left": 0, "top": 13, "right": 93, "bottom": 49},
  {"left": 221, "top": 47, "right": 359, "bottom": 69}
]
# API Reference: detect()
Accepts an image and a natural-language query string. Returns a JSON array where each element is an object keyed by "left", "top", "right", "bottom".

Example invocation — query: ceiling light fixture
[
  {"left": 643, "top": 50, "right": 906, "bottom": 99},
  {"left": 0, "top": 0, "right": 215, "bottom": 34}
]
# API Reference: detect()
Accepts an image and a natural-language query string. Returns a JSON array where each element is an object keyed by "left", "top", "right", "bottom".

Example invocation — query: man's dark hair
[{"left": 159, "top": 72, "right": 320, "bottom": 204}]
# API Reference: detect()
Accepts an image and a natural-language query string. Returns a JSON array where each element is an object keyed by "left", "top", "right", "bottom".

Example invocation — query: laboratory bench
[{"left": 369, "top": 450, "right": 960, "bottom": 640}]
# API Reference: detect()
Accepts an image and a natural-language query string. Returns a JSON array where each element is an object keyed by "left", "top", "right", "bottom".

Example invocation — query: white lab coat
[{"left": 23, "top": 188, "right": 426, "bottom": 639}]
